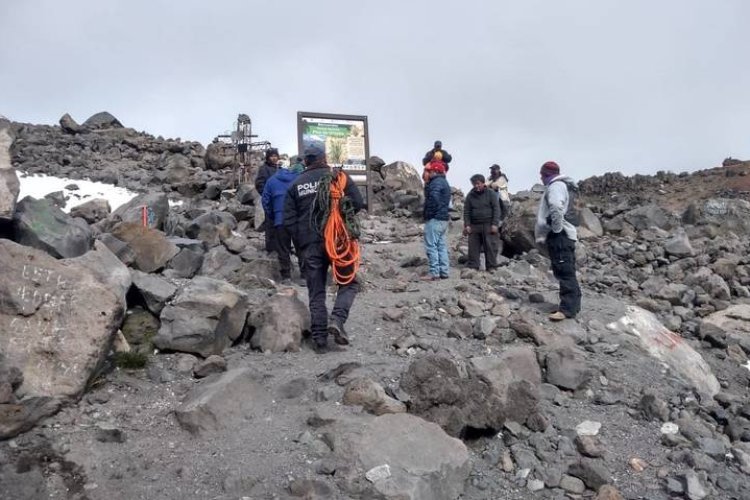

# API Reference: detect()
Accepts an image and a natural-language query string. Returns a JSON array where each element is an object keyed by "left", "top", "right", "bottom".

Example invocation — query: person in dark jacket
[
  {"left": 463, "top": 174, "right": 502, "bottom": 271},
  {"left": 422, "top": 140, "right": 452, "bottom": 172},
  {"left": 422, "top": 164, "right": 452, "bottom": 280},
  {"left": 283, "top": 145, "right": 365, "bottom": 353},
  {"left": 262, "top": 165, "right": 302, "bottom": 281},
  {"left": 255, "top": 148, "right": 280, "bottom": 252}
]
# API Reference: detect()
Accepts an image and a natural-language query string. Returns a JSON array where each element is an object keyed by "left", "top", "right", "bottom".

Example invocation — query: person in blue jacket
[
  {"left": 262, "top": 158, "right": 304, "bottom": 281},
  {"left": 422, "top": 163, "right": 452, "bottom": 280}
]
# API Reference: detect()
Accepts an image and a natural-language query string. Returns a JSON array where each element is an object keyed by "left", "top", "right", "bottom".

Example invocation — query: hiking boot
[
  {"left": 328, "top": 318, "right": 349, "bottom": 345},
  {"left": 548, "top": 311, "right": 567, "bottom": 322},
  {"left": 439, "top": 274, "right": 449, "bottom": 280},
  {"left": 312, "top": 338, "right": 330, "bottom": 354}
]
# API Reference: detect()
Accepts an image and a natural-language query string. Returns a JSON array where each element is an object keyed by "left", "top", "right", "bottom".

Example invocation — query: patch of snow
[{"left": 18, "top": 172, "right": 138, "bottom": 213}]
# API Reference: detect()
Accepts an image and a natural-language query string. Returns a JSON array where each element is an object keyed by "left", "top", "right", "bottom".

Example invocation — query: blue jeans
[{"left": 424, "top": 219, "right": 450, "bottom": 277}]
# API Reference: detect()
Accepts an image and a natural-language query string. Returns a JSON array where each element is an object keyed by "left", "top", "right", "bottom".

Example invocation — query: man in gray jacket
[{"left": 535, "top": 161, "right": 581, "bottom": 321}]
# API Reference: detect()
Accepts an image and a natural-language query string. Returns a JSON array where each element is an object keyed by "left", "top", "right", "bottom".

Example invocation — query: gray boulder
[
  {"left": 186, "top": 211, "right": 237, "bottom": 247},
  {"left": 13, "top": 196, "right": 93, "bottom": 258},
  {"left": 0, "top": 240, "right": 123, "bottom": 400},
  {"left": 67, "top": 241, "right": 132, "bottom": 309},
  {"left": 154, "top": 276, "right": 249, "bottom": 357},
  {"left": 0, "top": 124, "right": 19, "bottom": 222},
  {"left": 166, "top": 247, "right": 204, "bottom": 278},
  {"left": 501, "top": 192, "right": 541, "bottom": 255},
  {"left": 175, "top": 368, "right": 270, "bottom": 435},
  {"left": 370, "top": 161, "right": 424, "bottom": 215},
  {"left": 59, "top": 113, "right": 83, "bottom": 134},
  {"left": 330, "top": 413, "right": 471, "bottom": 500},
  {"left": 400, "top": 349, "right": 540, "bottom": 437},
  {"left": 579, "top": 207, "right": 603, "bottom": 237},
  {"left": 683, "top": 198, "right": 750, "bottom": 235},
  {"left": 624, "top": 204, "right": 674, "bottom": 230},
  {"left": 111, "top": 223, "right": 179, "bottom": 273},
  {"left": 199, "top": 245, "right": 243, "bottom": 279},
  {"left": 130, "top": 270, "right": 177, "bottom": 314},
  {"left": 343, "top": 378, "right": 407, "bottom": 416},
  {"left": 82, "top": 111, "right": 123, "bottom": 129},
  {"left": 204, "top": 141, "right": 238, "bottom": 171},
  {"left": 109, "top": 192, "right": 170, "bottom": 231},
  {"left": 98, "top": 233, "right": 137, "bottom": 266},
  {"left": 69, "top": 198, "right": 111, "bottom": 224},
  {"left": 248, "top": 289, "right": 310, "bottom": 353},
  {"left": 664, "top": 230, "right": 694, "bottom": 257},
  {"left": 545, "top": 347, "right": 593, "bottom": 391}
]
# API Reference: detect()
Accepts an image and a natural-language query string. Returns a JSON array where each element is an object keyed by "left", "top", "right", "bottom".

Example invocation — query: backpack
[{"left": 548, "top": 178, "right": 582, "bottom": 227}]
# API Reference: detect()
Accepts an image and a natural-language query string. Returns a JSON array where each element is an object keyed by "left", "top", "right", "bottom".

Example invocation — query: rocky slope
[{"left": 1, "top": 114, "right": 750, "bottom": 500}]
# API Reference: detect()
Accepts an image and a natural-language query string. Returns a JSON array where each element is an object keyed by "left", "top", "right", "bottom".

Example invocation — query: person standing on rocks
[
  {"left": 262, "top": 158, "right": 304, "bottom": 283},
  {"left": 422, "top": 163, "right": 452, "bottom": 280},
  {"left": 422, "top": 140, "right": 452, "bottom": 173},
  {"left": 255, "top": 147, "right": 280, "bottom": 252},
  {"left": 535, "top": 161, "right": 581, "bottom": 321},
  {"left": 283, "top": 145, "right": 365, "bottom": 353},
  {"left": 488, "top": 164, "right": 510, "bottom": 210},
  {"left": 463, "top": 174, "right": 502, "bottom": 271}
]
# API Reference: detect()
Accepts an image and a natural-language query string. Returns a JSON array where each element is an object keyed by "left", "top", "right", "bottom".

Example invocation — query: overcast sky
[{"left": 1, "top": 0, "right": 749, "bottom": 192}]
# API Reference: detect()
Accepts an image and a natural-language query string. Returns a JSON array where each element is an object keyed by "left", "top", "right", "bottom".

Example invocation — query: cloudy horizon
[{"left": 2, "top": 0, "right": 749, "bottom": 192}]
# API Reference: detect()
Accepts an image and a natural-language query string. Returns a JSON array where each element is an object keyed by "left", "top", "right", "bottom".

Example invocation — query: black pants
[
  {"left": 272, "top": 225, "right": 293, "bottom": 278},
  {"left": 546, "top": 231, "right": 582, "bottom": 317},
  {"left": 302, "top": 244, "right": 359, "bottom": 342},
  {"left": 467, "top": 223, "right": 498, "bottom": 270},
  {"left": 264, "top": 219, "right": 274, "bottom": 253}
]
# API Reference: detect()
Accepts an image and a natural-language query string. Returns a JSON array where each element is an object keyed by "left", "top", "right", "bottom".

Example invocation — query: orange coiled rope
[{"left": 324, "top": 172, "right": 361, "bottom": 285}]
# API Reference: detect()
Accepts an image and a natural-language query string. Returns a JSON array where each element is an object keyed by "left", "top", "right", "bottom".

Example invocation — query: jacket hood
[
  {"left": 547, "top": 174, "right": 574, "bottom": 185},
  {"left": 276, "top": 168, "right": 299, "bottom": 182}
]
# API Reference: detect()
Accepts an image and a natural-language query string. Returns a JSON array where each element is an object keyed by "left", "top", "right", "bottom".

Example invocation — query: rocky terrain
[{"left": 1, "top": 112, "right": 750, "bottom": 500}]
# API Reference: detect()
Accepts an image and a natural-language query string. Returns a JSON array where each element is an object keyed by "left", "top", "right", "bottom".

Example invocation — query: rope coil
[{"left": 322, "top": 171, "right": 361, "bottom": 285}]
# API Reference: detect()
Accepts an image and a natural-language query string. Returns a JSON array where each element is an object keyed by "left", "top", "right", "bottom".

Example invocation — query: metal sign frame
[{"left": 297, "top": 111, "right": 371, "bottom": 210}]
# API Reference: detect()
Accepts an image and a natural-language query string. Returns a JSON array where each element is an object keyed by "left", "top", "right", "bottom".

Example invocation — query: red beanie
[{"left": 541, "top": 161, "right": 560, "bottom": 175}]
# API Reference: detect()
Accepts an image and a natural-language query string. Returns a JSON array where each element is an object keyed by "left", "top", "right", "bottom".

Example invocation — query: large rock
[
  {"left": 545, "top": 346, "right": 593, "bottom": 390},
  {"left": 59, "top": 113, "right": 83, "bottom": 134},
  {"left": 111, "top": 222, "right": 179, "bottom": 273},
  {"left": 248, "top": 289, "right": 309, "bottom": 352},
  {"left": 683, "top": 198, "right": 750, "bottom": 235},
  {"left": 501, "top": 192, "right": 541, "bottom": 255},
  {"left": 469, "top": 346, "right": 542, "bottom": 423},
  {"left": 162, "top": 153, "right": 193, "bottom": 184},
  {"left": 623, "top": 204, "right": 674, "bottom": 230},
  {"left": 69, "top": 198, "right": 111, "bottom": 224},
  {"left": 174, "top": 368, "right": 271, "bottom": 435},
  {"left": 130, "top": 270, "right": 177, "bottom": 314},
  {"left": 0, "top": 124, "right": 19, "bottom": 222},
  {"left": 67, "top": 240, "right": 132, "bottom": 309},
  {"left": 154, "top": 276, "right": 249, "bottom": 357},
  {"left": 0, "top": 397, "right": 62, "bottom": 439},
  {"left": 13, "top": 196, "right": 93, "bottom": 258},
  {"left": 702, "top": 305, "right": 750, "bottom": 336},
  {"left": 198, "top": 245, "right": 243, "bottom": 279},
  {"left": 186, "top": 211, "right": 236, "bottom": 247},
  {"left": 108, "top": 192, "right": 170, "bottom": 231},
  {"left": 330, "top": 413, "right": 471, "bottom": 500},
  {"left": 98, "top": 233, "right": 137, "bottom": 266},
  {"left": 204, "top": 141, "right": 238, "bottom": 171},
  {"left": 343, "top": 378, "right": 406, "bottom": 416},
  {"left": 663, "top": 230, "right": 694, "bottom": 257},
  {"left": 400, "top": 350, "right": 540, "bottom": 437},
  {"left": 607, "top": 306, "right": 720, "bottom": 396},
  {"left": 370, "top": 161, "right": 424, "bottom": 215},
  {"left": 579, "top": 207, "right": 603, "bottom": 237},
  {"left": 82, "top": 111, "right": 123, "bottom": 129},
  {"left": 0, "top": 240, "right": 123, "bottom": 399}
]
